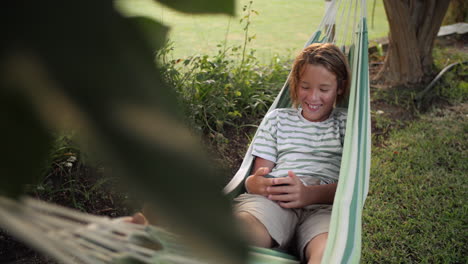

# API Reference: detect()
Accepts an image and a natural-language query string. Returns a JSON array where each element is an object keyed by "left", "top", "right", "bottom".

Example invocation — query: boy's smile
[{"left": 298, "top": 64, "right": 342, "bottom": 122}]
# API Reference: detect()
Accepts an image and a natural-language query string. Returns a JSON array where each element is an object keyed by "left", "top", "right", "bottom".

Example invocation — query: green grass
[
  {"left": 362, "top": 107, "right": 468, "bottom": 263},
  {"left": 116, "top": 0, "right": 389, "bottom": 62}
]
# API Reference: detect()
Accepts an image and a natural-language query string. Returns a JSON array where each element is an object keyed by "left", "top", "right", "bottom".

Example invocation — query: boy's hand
[
  {"left": 245, "top": 167, "right": 275, "bottom": 196},
  {"left": 266, "top": 171, "right": 310, "bottom": 208}
]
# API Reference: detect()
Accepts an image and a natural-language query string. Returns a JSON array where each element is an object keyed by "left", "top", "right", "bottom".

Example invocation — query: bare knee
[
  {"left": 236, "top": 212, "right": 273, "bottom": 248},
  {"left": 305, "top": 233, "right": 328, "bottom": 264}
]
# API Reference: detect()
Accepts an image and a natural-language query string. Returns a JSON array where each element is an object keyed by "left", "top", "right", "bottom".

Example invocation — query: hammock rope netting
[{"left": 0, "top": 1, "right": 370, "bottom": 263}]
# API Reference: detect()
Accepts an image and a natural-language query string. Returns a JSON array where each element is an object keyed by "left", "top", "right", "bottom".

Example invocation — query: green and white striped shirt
[{"left": 252, "top": 107, "right": 347, "bottom": 185}]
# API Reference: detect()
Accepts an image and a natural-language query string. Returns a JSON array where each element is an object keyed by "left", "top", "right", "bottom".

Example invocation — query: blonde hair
[{"left": 289, "top": 43, "right": 350, "bottom": 107}]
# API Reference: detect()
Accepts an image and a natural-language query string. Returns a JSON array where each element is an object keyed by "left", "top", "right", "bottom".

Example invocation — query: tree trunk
[{"left": 375, "top": 0, "right": 450, "bottom": 86}]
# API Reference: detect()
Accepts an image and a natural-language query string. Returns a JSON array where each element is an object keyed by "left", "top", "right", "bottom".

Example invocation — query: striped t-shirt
[{"left": 252, "top": 107, "right": 347, "bottom": 186}]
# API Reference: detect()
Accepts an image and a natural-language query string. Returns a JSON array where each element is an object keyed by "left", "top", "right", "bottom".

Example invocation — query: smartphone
[{"left": 264, "top": 174, "right": 289, "bottom": 186}]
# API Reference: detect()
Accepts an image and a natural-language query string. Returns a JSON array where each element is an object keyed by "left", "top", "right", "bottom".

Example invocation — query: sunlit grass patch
[{"left": 116, "top": 0, "right": 389, "bottom": 62}]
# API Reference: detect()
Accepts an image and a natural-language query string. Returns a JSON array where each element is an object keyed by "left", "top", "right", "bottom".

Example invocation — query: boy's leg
[
  {"left": 297, "top": 205, "right": 332, "bottom": 263},
  {"left": 304, "top": 233, "right": 328, "bottom": 264},
  {"left": 236, "top": 211, "right": 273, "bottom": 248},
  {"left": 234, "top": 193, "right": 297, "bottom": 250}
]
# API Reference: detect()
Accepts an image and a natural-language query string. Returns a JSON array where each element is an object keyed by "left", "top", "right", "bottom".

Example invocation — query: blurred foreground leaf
[
  {"left": 156, "top": 0, "right": 235, "bottom": 15},
  {"left": 1, "top": 0, "right": 245, "bottom": 263},
  {"left": 0, "top": 86, "right": 52, "bottom": 197}
]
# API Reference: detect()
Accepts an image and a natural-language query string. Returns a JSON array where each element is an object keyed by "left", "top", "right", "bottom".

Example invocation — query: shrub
[{"left": 157, "top": 2, "right": 290, "bottom": 138}]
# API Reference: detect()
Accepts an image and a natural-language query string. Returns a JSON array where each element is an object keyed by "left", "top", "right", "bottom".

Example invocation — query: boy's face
[{"left": 297, "top": 64, "right": 342, "bottom": 122}]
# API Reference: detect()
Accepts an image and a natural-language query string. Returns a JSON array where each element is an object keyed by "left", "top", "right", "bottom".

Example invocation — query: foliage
[
  {"left": 26, "top": 134, "right": 133, "bottom": 214},
  {"left": 363, "top": 107, "right": 467, "bottom": 263},
  {"left": 436, "top": 65, "right": 468, "bottom": 104},
  {"left": 432, "top": 46, "right": 468, "bottom": 104},
  {"left": 1, "top": 0, "right": 248, "bottom": 263},
  {"left": 433, "top": 44, "right": 468, "bottom": 70},
  {"left": 157, "top": 2, "right": 290, "bottom": 140}
]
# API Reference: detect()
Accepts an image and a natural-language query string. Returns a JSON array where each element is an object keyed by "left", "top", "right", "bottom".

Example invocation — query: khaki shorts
[{"left": 234, "top": 193, "right": 332, "bottom": 260}]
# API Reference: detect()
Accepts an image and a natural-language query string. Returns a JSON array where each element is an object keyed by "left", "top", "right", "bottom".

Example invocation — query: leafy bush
[{"left": 157, "top": 2, "right": 290, "bottom": 138}]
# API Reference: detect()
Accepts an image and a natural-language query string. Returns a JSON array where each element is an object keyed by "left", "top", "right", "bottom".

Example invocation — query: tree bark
[{"left": 375, "top": 0, "right": 450, "bottom": 86}]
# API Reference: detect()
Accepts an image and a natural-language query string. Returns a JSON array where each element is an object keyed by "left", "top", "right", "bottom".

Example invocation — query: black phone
[{"left": 264, "top": 174, "right": 289, "bottom": 186}]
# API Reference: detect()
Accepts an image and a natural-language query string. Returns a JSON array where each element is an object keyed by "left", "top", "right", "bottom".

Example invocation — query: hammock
[
  {"left": 0, "top": 1, "right": 370, "bottom": 263},
  {"left": 223, "top": 0, "right": 370, "bottom": 262},
  {"left": 0, "top": 196, "right": 300, "bottom": 264}
]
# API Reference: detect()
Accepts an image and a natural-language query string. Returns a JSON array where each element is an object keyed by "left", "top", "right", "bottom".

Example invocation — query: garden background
[{"left": 1, "top": 0, "right": 466, "bottom": 263}]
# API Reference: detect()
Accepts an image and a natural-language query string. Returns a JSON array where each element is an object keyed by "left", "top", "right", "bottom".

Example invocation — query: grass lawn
[
  {"left": 116, "top": 0, "right": 389, "bottom": 62},
  {"left": 363, "top": 105, "right": 468, "bottom": 263}
]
